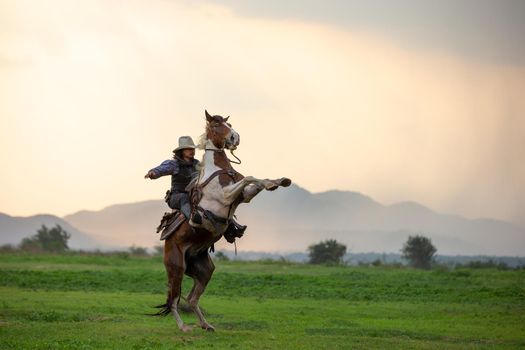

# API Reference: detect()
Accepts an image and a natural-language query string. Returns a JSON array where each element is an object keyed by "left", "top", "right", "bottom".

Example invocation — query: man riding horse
[
  {"left": 144, "top": 135, "right": 246, "bottom": 242},
  {"left": 146, "top": 111, "right": 291, "bottom": 332}
]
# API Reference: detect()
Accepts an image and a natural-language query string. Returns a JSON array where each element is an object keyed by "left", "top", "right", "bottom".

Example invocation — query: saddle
[
  {"left": 156, "top": 208, "right": 246, "bottom": 244},
  {"left": 156, "top": 210, "right": 186, "bottom": 241},
  {"left": 156, "top": 168, "right": 247, "bottom": 243}
]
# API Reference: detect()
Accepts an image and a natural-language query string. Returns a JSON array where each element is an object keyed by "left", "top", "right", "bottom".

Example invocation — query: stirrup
[
  {"left": 191, "top": 211, "right": 202, "bottom": 225},
  {"left": 231, "top": 220, "right": 247, "bottom": 236},
  {"left": 223, "top": 220, "right": 247, "bottom": 243}
]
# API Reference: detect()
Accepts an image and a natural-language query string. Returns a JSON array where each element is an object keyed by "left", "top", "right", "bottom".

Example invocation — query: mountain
[
  {"left": 61, "top": 184, "right": 525, "bottom": 256},
  {"left": 63, "top": 200, "right": 165, "bottom": 249},
  {"left": 0, "top": 213, "right": 105, "bottom": 250}
]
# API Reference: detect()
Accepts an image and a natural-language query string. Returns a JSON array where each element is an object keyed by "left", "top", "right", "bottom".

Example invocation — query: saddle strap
[
  {"left": 199, "top": 169, "right": 237, "bottom": 189},
  {"left": 190, "top": 169, "right": 237, "bottom": 212},
  {"left": 195, "top": 205, "right": 230, "bottom": 235},
  {"left": 191, "top": 169, "right": 238, "bottom": 233},
  {"left": 196, "top": 205, "right": 230, "bottom": 225}
]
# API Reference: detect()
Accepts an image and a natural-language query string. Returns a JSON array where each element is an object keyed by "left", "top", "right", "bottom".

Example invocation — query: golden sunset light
[
  {"left": 2, "top": 0, "right": 524, "bottom": 228},
  {"left": 2, "top": 1, "right": 525, "bottom": 346}
]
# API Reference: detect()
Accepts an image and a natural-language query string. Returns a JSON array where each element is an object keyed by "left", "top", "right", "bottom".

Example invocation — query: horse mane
[
  {"left": 185, "top": 176, "right": 199, "bottom": 192},
  {"left": 195, "top": 131, "right": 208, "bottom": 180},
  {"left": 197, "top": 132, "right": 207, "bottom": 150}
]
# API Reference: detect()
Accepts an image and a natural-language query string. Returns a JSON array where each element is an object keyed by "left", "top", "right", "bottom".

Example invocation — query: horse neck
[{"left": 199, "top": 140, "right": 232, "bottom": 181}]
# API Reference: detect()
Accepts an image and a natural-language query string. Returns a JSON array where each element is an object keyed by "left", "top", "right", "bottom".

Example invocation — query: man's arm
[{"left": 144, "top": 160, "right": 178, "bottom": 179}]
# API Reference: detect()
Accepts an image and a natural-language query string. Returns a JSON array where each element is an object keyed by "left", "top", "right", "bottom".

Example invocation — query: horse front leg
[
  {"left": 221, "top": 177, "right": 259, "bottom": 204},
  {"left": 252, "top": 177, "right": 292, "bottom": 191},
  {"left": 242, "top": 183, "right": 265, "bottom": 203},
  {"left": 221, "top": 176, "right": 291, "bottom": 204}
]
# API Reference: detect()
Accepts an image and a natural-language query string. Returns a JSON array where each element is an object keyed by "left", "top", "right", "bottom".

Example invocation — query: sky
[{"left": 1, "top": 0, "right": 524, "bottom": 227}]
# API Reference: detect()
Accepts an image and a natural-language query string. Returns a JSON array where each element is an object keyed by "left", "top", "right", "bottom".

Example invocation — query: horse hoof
[
  {"left": 181, "top": 325, "right": 193, "bottom": 333},
  {"left": 202, "top": 324, "right": 215, "bottom": 332},
  {"left": 279, "top": 177, "right": 292, "bottom": 187},
  {"left": 266, "top": 184, "right": 279, "bottom": 191}
]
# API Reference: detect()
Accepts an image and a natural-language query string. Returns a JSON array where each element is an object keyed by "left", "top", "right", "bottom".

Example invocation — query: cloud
[
  {"left": 0, "top": 0, "right": 523, "bottom": 228},
  {"left": 193, "top": 0, "right": 525, "bottom": 65}
]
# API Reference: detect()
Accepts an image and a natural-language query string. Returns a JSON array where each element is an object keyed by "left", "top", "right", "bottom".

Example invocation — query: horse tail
[
  {"left": 148, "top": 295, "right": 191, "bottom": 317},
  {"left": 149, "top": 302, "right": 172, "bottom": 317}
]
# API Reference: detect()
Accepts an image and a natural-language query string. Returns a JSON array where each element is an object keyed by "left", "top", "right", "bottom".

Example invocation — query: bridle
[
  {"left": 204, "top": 149, "right": 241, "bottom": 165},
  {"left": 206, "top": 120, "right": 241, "bottom": 164}
]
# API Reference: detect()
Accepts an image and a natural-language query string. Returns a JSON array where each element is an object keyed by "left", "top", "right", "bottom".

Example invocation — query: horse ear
[
  {"left": 205, "top": 110, "right": 213, "bottom": 122},
  {"left": 224, "top": 116, "right": 230, "bottom": 122}
]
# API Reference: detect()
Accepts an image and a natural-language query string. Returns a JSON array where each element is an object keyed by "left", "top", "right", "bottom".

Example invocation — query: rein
[
  {"left": 192, "top": 145, "right": 241, "bottom": 235},
  {"left": 199, "top": 169, "right": 237, "bottom": 189},
  {"left": 229, "top": 150, "right": 242, "bottom": 164},
  {"left": 204, "top": 148, "right": 242, "bottom": 164},
  {"left": 192, "top": 167, "right": 238, "bottom": 228}
]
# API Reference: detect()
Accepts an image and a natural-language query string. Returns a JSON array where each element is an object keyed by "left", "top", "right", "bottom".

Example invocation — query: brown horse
[{"left": 155, "top": 110, "right": 291, "bottom": 332}]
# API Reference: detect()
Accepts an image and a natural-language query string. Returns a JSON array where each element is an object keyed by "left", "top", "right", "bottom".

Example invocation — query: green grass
[{"left": 1, "top": 252, "right": 524, "bottom": 349}]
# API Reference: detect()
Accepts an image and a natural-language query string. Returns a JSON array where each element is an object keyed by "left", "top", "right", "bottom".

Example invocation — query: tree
[
  {"left": 20, "top": 224, "right": 71, "bottom": 253},
  {"left": 153, "top": 245, "right": 164, "bottom": 256},
  {"left": 129, "top": 245, "right": 148, "bottom": 256},
  {"left": 214, "top": 251, "right": 230, "bottom": 262},
  {"left": 19, "top": 237, "right": 41, "bottom": 252},
  {"left": 308, "top": 239, "right": 347, "bottom": 264},
  {"left": 401, "top": 235, "right": 437, "bottom": 269}
]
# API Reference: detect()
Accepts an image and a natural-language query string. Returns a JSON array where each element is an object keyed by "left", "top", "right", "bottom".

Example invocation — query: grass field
[{"left": 0, "top": 252, "right": 524, "bottom": 349}]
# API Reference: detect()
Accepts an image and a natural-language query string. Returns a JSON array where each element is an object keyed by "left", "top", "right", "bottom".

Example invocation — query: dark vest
[{"left": 171, "top": 158, "right": 199, "bottom": 192}]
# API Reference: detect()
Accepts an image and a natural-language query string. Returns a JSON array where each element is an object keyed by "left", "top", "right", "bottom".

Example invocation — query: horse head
[{"left": 205, "top": 110, "right": 240, "bottom": 150}]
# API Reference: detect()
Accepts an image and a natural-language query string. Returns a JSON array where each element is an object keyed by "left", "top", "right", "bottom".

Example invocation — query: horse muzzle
[{"left": 226, "top": 132, "right": 240, "bottom": 150}]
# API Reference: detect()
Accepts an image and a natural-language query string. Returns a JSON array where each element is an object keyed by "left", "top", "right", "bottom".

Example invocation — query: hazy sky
[{"left": 1, "top": 0, "right": 524, "bottom": 227}]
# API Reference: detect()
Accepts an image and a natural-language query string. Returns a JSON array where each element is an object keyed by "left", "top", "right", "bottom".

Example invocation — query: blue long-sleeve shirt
[
  {"left": 148, "top": 160, "right": 180, "bottom": 179},
  {"left": 148, "top": 158, "right": 200, "bottom": 192}
]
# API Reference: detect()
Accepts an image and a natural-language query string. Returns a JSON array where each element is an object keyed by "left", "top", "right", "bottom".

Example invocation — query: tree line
[
  {"left": 1, "top": 224, "right": 157, "bottom": 256},
  {"left": 308, "top": 235, "right": 437, "bottom": 269},
  {"left": 3, "top": 225, "right": 498, "bottom": 270},
  {"left": 18, "top": 224, "right": 71, "bottom": 253}
]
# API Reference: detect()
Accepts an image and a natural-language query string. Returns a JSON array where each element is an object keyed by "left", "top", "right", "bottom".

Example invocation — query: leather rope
[
  {"left": 229, "top": 150, "right": 242, "bottom": 164},
  {"left": 204, "top": 148, "right": 242, "bottom": 165},
  {"left": 194, "top": 167, "right": 238, "bottom": 231}
]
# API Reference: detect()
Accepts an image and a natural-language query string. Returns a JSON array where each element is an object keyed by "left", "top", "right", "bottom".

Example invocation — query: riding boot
[
  {"left": 180, "top": 198, "right": 202, "bottom": 224},
  {"left": 223, "top": 219, "right": 247, "bottom": 243},
  {"left": 180, "top": 202, "right": 191, "bottom": 220}
]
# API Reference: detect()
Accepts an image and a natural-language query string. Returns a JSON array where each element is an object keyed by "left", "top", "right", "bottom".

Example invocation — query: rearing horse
[{"left": 156, "top": 110, "right": 291, "bottom": 332}]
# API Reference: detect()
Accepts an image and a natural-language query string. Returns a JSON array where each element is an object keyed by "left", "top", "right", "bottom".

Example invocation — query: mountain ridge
[
  {"left": 0, "top": 212, "right": 108, "bottom": 250},
  {"left": 2, "top": 184, "right": 524, "bottom": 255},
  {"left": 63, "top": 184, "right": 525, "bottom": 255}
]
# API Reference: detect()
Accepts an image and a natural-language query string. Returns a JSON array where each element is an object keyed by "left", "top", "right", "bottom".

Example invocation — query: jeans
[{"left": 168, "top": 192, "right": 192, "bottom": 219}]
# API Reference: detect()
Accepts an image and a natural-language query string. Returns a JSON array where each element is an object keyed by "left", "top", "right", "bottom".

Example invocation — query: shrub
[
  {"left": 401, "top": 235, "right": 437, "bottom": 269},
  {"left": 19, "top": 224, "right": 70, "bottom": 253},
  {"left": 214, "top": 251, "right": 230, "bottom": 261},
  {"left": 153, "top": 245, "right": 164, "bottom": 256},
  {"left": 129, "top": 245, "right": 148, "bottom": 256},
  {"left": 308, "top": 239, "right": 346, "bottom": 264}
]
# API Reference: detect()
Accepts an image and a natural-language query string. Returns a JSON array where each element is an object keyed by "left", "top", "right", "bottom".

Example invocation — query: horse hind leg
[
  {"left": 186, "top": 252, "right": 216, "bottom": 331},
  {"left": 163, "top": 241, "right": 193, "bottom": 332}
]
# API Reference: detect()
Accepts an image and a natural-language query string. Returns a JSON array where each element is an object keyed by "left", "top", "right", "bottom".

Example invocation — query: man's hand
[{"left": 144, "top": 171, "right": 156, "bottom": 179}]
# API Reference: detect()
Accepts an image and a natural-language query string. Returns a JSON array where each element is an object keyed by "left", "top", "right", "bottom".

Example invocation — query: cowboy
[{"left": 144, "top": 136, "right": 203, "bottom": 224}]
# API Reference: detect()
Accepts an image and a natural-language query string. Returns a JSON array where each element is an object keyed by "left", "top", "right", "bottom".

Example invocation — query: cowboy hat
[{"left": 173, "top": 136, "right": 196, "bottom": 152}]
